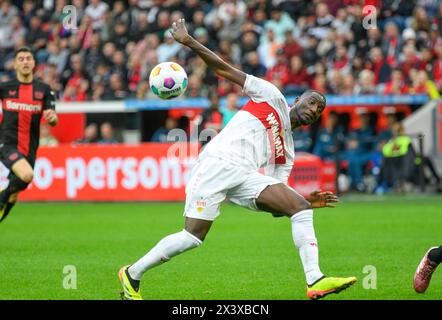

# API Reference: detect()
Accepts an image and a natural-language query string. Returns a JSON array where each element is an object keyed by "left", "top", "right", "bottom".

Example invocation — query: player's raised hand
[
  {"left": 307, "top": 190, "right": 339, "bottom": 208},
  {"left": 170, "top": 18, "right": 191, "bottom": 45}
]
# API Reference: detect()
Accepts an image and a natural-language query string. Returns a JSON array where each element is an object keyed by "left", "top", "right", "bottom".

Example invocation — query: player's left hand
[
  {"left": 307, "top": 190, "right": 339, "bottom": 208},
  {"left": 43, "top": 109, "right": 58, "bottom": 125}
]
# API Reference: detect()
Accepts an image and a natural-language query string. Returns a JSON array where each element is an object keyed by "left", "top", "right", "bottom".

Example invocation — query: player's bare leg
[
  {"left": 119, "top": 217, "right": 211, "bottom": 299},
  {"left": 11, "top": 159, "right": 34, "bottom": 184},
  {"left": 256, "top": 183, "right": 356, "bottom": 299},
  {"left": 0, "top": 159, "right": 33, "bottom": 223}
]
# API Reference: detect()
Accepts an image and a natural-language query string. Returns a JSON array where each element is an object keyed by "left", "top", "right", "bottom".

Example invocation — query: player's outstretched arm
[{"left": 171, "top": 18, "right": 246, "bottom": 88}]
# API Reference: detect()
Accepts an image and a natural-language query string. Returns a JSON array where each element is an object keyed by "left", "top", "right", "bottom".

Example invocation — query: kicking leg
[
  {"left": 119, "top": 217, "right": 212, "bottom": 300},
  {"left": 256, "top": 183, "right": 356, "bottom": 299}
]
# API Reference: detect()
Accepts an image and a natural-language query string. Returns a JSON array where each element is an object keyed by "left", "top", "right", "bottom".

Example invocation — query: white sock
[
  {"left": 291, "top": 209, "right": 324, "bottom": 286},
  {"left": 128, "top": 229, "right": 202, "bottom": 280}
]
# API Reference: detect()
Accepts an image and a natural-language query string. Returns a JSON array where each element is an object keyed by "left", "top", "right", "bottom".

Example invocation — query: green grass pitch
[{"left": 0, "top": 195, "right": 441, "bottom": 300}]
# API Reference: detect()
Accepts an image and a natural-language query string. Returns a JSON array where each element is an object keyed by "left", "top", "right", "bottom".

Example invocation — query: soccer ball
[{"left": 149, "top": 62, "right": 188, "bottom": 99}]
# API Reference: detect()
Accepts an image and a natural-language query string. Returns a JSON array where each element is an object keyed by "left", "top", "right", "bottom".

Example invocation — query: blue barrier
[{"left": 124, "top": 94, "right": 430, "bottom": 111}]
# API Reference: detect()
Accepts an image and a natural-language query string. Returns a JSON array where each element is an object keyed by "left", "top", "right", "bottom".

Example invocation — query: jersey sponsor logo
[
  {"left": 266, "top": 113, "right": 284, "bottom": 159},
  {"left": 4, "top": 100, "right": 42, "bottom": 113},
  {"left": 241, "top": 100, "right": 287, "bottom": 164}
]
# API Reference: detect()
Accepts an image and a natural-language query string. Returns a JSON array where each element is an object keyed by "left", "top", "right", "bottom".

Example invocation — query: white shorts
[{"left": 183, "top": 156, "right": 282, "bottom": 221}]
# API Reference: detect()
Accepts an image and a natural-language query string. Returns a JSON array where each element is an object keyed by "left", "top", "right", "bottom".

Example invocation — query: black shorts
[{"left": 0, "top": 144, "right": 35, "bottom": 171}]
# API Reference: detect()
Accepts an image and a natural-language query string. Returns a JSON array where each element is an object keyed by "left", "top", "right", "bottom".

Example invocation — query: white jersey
[{"left": 200, "top": 74, "right": 295, "bottom": 184}]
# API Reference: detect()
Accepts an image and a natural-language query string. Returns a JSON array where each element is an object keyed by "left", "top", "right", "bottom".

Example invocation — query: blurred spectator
[
  {"left": 243, "top": 52, "right": 266, "bottom": 78},
  {"left": 311, "top": 2, "right": 334, "bottom": 39},
  {"left": 292, "top": 126, "right": 313, "bottom": 153},
  {"left": 25, "top": 16, "right": 48, "bottom": 61},
  {"left": 368, "top": 47, "right": 391, "bottom": 84},
  {"left": 239, "top": 31, "right": 259, "bottom": 57},
  {"left": 75, "top": 14, "right": 94, "bottom": 50},
  {"left": 185, "top": 74, "right": 209, "bottom": 98},
  {"left": 331, "top": 8, "right": 352, "bottom": 37},
  {"left": 98, "top": 122, "right": 119, "bottom": 144},
  {"left": 377, "top": 112, "right": 398, "bottom": 149},
  {"left": 282, "top": 30, "right": 303, "bottom": 60},
  {"left": 382, "top": 21, "right": 402, "bottom": 66},
  {"left": 411, "top": 6, "right": 431, "bottom": 33},
  {"left": 213, "top": 0, "right": 247, "bottom": 42},
  {"left": 258, "top": 28, "right": 282, "bottom": 69},
  {"left": 220, "top": 93, "right": 238, "bottom": 128},
  {"left": 73, "top": 0, "right": 87, "bottom": 25},
  {"left": 47, "top": 41, "right": 70, "bottom": 76},
  {"left": 399, "top": 45, "right": 425, "bottom": 79},
  {"left": 344, "top": 111, "right": 377, "bottom": 191},
  {"left": 434, "top": 42, "right": 442, "bottom": 93},
  {"left": 85, "top": 0, "right": 109, "bottom": 30},
  {"left": 151, "top": 117, "right": 178, "bottom": 142},
  {"left": 184, "top": 0, "right": 202, "bottom": 22},
  {"left": 157, "top": 31, "right": 181, "bottom": 63},
  {"left": 286, "top": 55, "right": 310, "bottom": 95},
  {"left": 379, "top": 123, "right": 416, "bottom": 193},
  {"left": 110, "top": 50, "right": 129, "bottom": 83},
  {"left": 0, "top": 1, "right": 19, "bottom": 31},
  {"left": 409, "top": 70, "right": 441, "bottom": 99},
  {"left": 265, "top": 48, "right": 289, "bottom": 90},
  {"left": 112, "top": 21, "right": 131, "bottom": 51},
  {"left": 21, "top": 0, "right": 37, "bottom": 29},
  {"left": 354, "top": 69, "right": 377, "bottom": 94},
  {"left": 313, "top": 111, "right": 342, "bottom": 161},
  {"left": 302, "top": 34, "right": 319, "bottom": 67},
  {"left": 74, "top": 123, "right": 99, "bottom": 144},
  {"left": 84, "top": 33, "right": 104, "bottom": 78},
  {"left": 311, "top": 73, "right": 329, "bottom": 94},
  {"left": 262, "top": 4, "right": 296, "bottom": 44},
  {"left": 131, "top": 12, "right": 150, "bottom": 42},
  {"left": 0, "top": 15, "right": 26, "bottom": 52},
  {"left": 62, "top": 54, "right": 89, "bottom": 101},
  {"left": 340, "top": 73, "right": 356, "bottom": 95},
  {"left": 103, "top": 73, "right": 129, "bottom": 100},
  {"left": 384, "top": 69, "right": 409, "bottom": 94},
  {"left": 40, "top": 123, "right": 59, "bottom": 147},
  {"left": 331, "top": 45, "right": 351, "bottom": 73},
  {"left": 112, "top": 1, "right": 130, "bottom": 25}
]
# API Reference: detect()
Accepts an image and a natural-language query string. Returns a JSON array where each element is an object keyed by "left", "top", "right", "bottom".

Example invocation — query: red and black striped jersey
[{"left": 0, "top": 79, "right": 56, "bottom": 157}]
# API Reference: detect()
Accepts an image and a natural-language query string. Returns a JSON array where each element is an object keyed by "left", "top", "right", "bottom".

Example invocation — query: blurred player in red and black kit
[{"left": 0, "top": 47, "right": 58, "bottom": 223}]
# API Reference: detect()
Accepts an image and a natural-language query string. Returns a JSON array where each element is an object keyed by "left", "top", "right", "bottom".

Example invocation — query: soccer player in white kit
[{"left": 119, "top": 19, "right": 356, "bottom": 300}]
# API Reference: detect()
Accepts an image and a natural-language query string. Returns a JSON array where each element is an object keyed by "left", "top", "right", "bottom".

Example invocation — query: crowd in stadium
[
  {"left": 1, "top": 0, "right": 442, "bottom": 100},
  {"left": 1, "top": 0, "right": 442, "bottom": 193}
]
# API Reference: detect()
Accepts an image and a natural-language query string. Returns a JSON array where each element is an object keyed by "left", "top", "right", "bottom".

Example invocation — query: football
[{"left": 149, "top": 62, "right": 188, "bottom": 99}]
